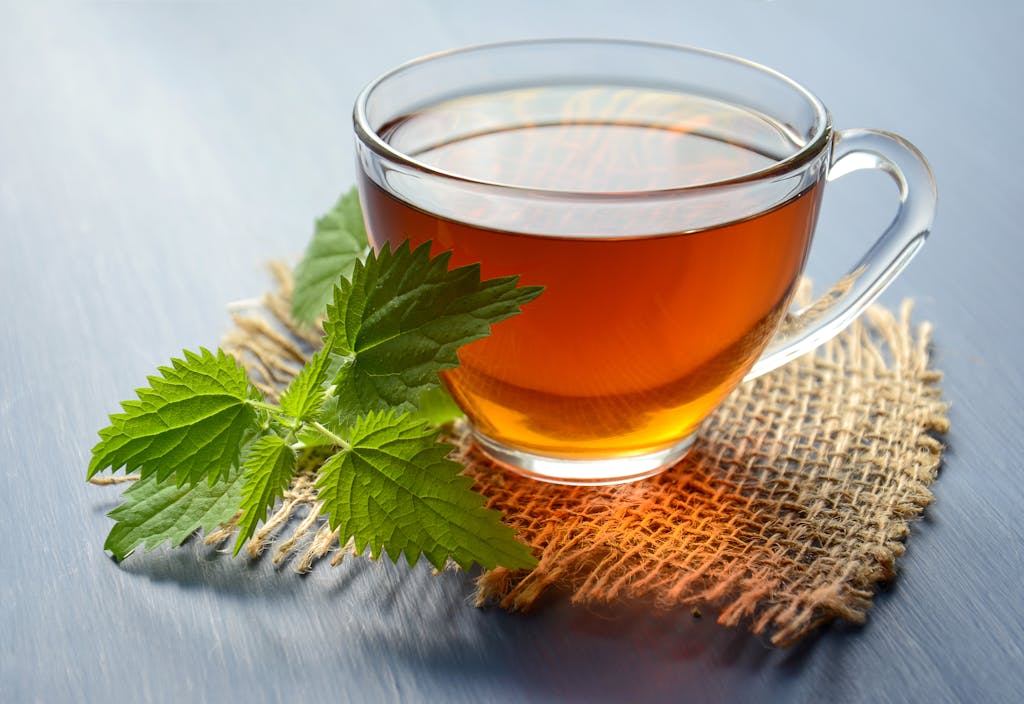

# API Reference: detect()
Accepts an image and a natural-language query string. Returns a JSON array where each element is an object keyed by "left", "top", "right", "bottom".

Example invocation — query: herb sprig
[{"left": 88, "top": 189, "right": 541, "bottom": 571}]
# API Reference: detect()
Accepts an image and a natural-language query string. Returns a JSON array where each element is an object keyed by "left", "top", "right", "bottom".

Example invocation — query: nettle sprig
[{"left": 88, "top": 189, "right": 541, "bottom": 572}]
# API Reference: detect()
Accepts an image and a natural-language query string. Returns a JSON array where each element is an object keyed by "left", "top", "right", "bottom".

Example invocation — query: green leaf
[
  {"left": 324, "top": 242, "right": 543, "bottom": 426},
  {"left": 278, "top": 346, "right": 331, "bottom": 423},
  {"left": 291, "top": 188, "right": 369, "bottom": 324},
  {"left": 104, "top": 466, "right": 247, "bottom": 561},
  {"left": 233, "top": 435, "right": 297, "bottom": 554},
  {"left": 88, "top": 348, "right": 262, "bottom": 486},
  {"left": 412, "top": 386, "right": 464, "bottom": 426},
  {"left": 316, "top": 411, "right": 537, "bottom": 571}
]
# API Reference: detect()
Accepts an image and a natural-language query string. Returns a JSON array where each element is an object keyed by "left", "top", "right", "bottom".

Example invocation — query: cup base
[{"left": 469, "top": 430, "right": 697, "bottom": 486}]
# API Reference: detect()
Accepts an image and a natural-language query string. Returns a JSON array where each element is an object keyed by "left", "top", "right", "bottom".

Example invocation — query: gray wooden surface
[{"left": 2, "top": 1, "right": 1022, "bottom": 702}]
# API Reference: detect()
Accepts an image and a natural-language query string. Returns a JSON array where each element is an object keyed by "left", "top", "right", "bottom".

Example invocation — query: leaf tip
[
  {"left": 520, "top": 284, "right": 545, "bottom": 303},
  {"left": 231, "top": 531, "right": 248, "bottom": 557}
]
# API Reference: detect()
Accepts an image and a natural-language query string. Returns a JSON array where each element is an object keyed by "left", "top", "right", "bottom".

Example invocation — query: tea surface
[{"left": 382, "top": 86, "right": 800, "bottom": 192}]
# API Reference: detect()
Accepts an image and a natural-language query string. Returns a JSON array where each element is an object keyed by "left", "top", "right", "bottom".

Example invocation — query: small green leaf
[
  {"left": 324, "top": 242, "right": 542, "bottom": 426},
  {"left": 316, "top": 411, "right": 537, "bottom": 571},
  {"left": 291, "top": 188, "right": 369, "bottom": 324},
  {"left": 278, "top": 346, "right": 331, "bottom": 423},
  {"left": 233, "top": 435, "right": 297, "bottom": 554},
  {"left": 104, "top": 466, "right": 247, "bottom": 561},
  {"left": 413, "top": 386, "right": 464, "bottom": 426},
  {"left": 88, "top": 348, "right": 261, "bottom": 486}
]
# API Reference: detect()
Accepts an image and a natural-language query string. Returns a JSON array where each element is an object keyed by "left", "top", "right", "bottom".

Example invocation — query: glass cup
[{"left": 352, "top": 39, "right": 936, "bottom": 485}]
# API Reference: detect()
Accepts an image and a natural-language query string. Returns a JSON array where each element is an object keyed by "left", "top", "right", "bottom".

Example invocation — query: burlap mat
[{"left": 220, "top": 263, "right": 948, "bottom": 646}]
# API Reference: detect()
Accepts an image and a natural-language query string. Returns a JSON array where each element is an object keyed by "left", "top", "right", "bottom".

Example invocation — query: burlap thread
[{"left": 217, "top": 263, "right": 948, "bottom": 646}]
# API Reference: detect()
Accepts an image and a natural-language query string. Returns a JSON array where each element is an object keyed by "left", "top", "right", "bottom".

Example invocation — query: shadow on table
[
  {"left": 114, "top": 534, "right": 329, "bottom": 601},
  {"left": 107, "top": 511, "right": 899, "bottom": 703},
  {"left": 351, "top": 586, "right": 874, "bottom": 703},
  {"left": 360, "top": 562, "right": 882, "bottom": 702}
]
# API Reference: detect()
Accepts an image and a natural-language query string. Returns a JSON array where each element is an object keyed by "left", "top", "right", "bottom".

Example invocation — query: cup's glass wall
[{"left": 354, "top": 40, "right": 835, "bottom": 484}]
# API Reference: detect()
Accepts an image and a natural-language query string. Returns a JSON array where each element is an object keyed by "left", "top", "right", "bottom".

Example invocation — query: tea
[{"left": 358, "top": 86, "right": 823, "bottom": 459}]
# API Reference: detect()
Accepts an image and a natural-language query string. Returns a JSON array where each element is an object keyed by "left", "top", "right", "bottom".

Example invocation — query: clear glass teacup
[{"left": 353, "top": 39, "right": 936, "bottom": 485}]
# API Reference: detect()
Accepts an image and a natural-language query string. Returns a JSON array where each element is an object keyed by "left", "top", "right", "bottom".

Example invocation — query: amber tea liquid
[{"left": 359, "top": 87, "right": 823, "bottom": 459}]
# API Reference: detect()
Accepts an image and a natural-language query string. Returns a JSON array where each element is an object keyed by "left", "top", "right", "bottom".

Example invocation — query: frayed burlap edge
[
  {"left": 207, "top": 264, "right": 945, "bottom": 646},
  {"left": 464, "top": 294, "right": 948, "bottom": 646}
]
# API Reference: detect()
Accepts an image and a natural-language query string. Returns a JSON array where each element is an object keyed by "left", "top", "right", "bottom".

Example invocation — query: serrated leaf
[
  {"left": 324, "top": 242, "right": 542, "bottom": 426},
  {"left": 104, "top": 465, "right": 247, "bottom": 561},
  {"left": 316, "top": 411, "right": 537, "bottom": 571},
  {"left": 278, "top": 346, "right": 331, "bottom": 423},
  {"left": 233, "top": 435, "right": 297, "bottom": 554},
  {"left": 316, "top": 383, "right": 464, "bottom": 438},
  {"left": 88, "top": 348, "right": 262, "bottom": 486},
  {"left": 291, "top": 188, "right": 369, "bottom": 324}
]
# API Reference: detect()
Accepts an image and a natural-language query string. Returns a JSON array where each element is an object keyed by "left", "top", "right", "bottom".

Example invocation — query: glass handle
[{"left": 745, "top": 128, "right": 937, "bottom": 381}]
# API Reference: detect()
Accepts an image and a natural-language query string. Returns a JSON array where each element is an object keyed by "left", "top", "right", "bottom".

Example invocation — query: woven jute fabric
[{"left": 221, "top": 264, "right": 948, "bottom": 646}]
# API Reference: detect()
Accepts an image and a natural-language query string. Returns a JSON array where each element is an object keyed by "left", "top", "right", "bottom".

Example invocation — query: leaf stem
[
  {"left": 309, "top": 421, "right": 350, "bottom": 450},
  {"left": 249, "top": 399, "right": 285, "bottom": 415}
]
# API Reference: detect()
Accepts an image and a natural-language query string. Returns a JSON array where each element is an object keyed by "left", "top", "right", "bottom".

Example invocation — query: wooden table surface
[{"left": 3, "top": 2, "right": 1022, "bottom": 702}]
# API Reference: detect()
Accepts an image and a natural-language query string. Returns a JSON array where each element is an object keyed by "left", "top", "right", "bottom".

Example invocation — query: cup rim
[{"left": 353, "top": 38, "right": 832, "bottom": 199}]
